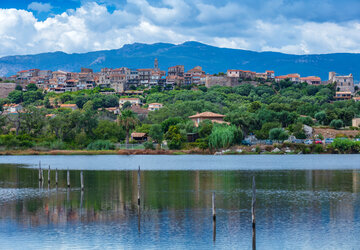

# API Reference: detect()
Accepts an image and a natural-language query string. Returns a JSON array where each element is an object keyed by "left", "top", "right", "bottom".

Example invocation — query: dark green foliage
[
  {"left": 26, "top": 83, "right": 38, "bottom": 91},
  {"left": 330, "top": 119, "right": 344, "bottom": 129},
  {"left": 208, "top": 125, "right": 238, "bottom": 150},
  {"left": 149, "top": 124, "right": 163, "bottom": 143},
  {"left": 269, "top": 128, "right": 289, "bottom": 141},
  {"left": 87, "top": 140, "right": 115, "bottom": 150},
  {"left": 144, "top": 141, "right": 155, "bottom": 150}
]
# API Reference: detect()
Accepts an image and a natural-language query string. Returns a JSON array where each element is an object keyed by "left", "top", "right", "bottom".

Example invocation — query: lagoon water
[{"left": 0, "top": 155, "right": 360, "bottom": 249}]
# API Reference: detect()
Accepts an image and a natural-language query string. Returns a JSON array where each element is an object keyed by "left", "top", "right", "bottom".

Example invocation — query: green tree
[
  {"left": 269, "top": 128, "right": 289, "bottom": 141},
  {"left": 93, "top": 120, "right": 124, "bottom": 142},
  {"left": 330, "top": 119, "right": 344, "bottom": 129},
  {"left": 208, "top": 125, "right": 237, "bottom": 150},
  {"left": 8, "top": 90, "right": 23, "bottom": 104},
  {"left": 118, "top": 110, "right": 139, "bottom": 144},
  {"left": 26, "top": 83, "right": 38, "bottom": 91},
  {"left": 149, "top": 124, "right": 164, "bottom": 143},
  {"left": 165, "top": 125, "right": 184, "bottom": 150}
]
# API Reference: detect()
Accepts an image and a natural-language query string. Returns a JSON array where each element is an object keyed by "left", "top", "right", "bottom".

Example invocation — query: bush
[
  {"left": 269, "top": 128, "right": 289, "bottom": 141},
  {"left": 331, "top": 138, "right": 353, "bottom": 153},
  {"left": 50, "top": 140, "right": 66, "bottom": 150},
  {"left": 330, "top": 119, "right": 344, "bottom": 129},
  {"left": 144, "top": 141, "right": 155, "bottom": 150},
  {"left": 314, "top": 144, "right": 324, "bottom": 153},
  {"left": 87, "top": 140, "right": 115, "bottom": 150}
]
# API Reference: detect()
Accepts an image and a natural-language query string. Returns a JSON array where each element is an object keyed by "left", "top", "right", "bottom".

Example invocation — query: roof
[
  {"left": 301, "top": 76, "right": 321, "bottom": 81},
  {"left": 60, "top": 104, "right": 77, "bottom": 108},
  {"left": 148, "top": 103, "right": 163, "bottom": 106},
  {"left": 119, "top": 98, "right": 140, "bottom": 101},
  {"left": 131, "top": 132, "right": 147, "bottom": 137},
  {"left": 335, "top": 91, "right": 352, "bottom": 94},
  {"left": 189, "top": 112, "right": 225, "bottom": 119}
]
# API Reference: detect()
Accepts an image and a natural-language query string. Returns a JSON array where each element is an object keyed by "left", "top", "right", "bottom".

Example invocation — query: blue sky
[{"left": 0, "top": 0, "right": 360, "bottom": 57}]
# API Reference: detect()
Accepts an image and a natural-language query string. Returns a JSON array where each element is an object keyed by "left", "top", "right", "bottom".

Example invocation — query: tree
[
  {"left": 93, "top": 120, "right": 124, "bottom": 142},
  {"left": 26, "top": 83, "right": 38, "bottom": 91},
  {"left": 122, "top": 101, "right": 132, "bottom": 110},
  {"left": 15, "top": 85, "right": 23, "bottom": 91},
  {"left": 118, "top": 110, "right": 139, "bottom": 144},
  {"left": 165, "top": 125, "right": 184, "bottom": 149},
  {"left": 149, "top": 124, "right": 163, "bottom": 143},
  {"left": 315, "top": 111, "right": 326, "bottom": 125},
  {"left": 208, "top": 125, "right": 237, "bottom": 150},
  {"left": 269, "top": 128, "right": 289, "bottom": 141},
  {"left": 330, "top": 119, "right": 344, "bottom": 129},
  {"left": 8, "top": 90, "right": 23, "bottom": 104}
]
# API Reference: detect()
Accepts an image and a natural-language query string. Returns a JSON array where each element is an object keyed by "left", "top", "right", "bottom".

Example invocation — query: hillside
[{"left": 0, "top": 41, "right": 359, "bottom": 80}]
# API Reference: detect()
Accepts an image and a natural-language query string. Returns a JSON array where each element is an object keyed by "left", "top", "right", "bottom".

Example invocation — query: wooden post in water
[
  {"left": 80, "top": 170, "right": 84, "bottom": 191},
  {"left": 41, "top": 168, "right": 44, "bottom": 183},
  {"left": 48, "top": 166, "right": 51, "bottom": 184},
  {"left": 252, "top": 176, "right": 256, "bottom": 229},
  {"left": 137, "top": 166, "right": 141, "bottom": 206},
  {"left": 67, "top": 169, "right": 70, "bottom": 188},
  {"left": 38, "top": 161, "right": 42, "bottom": 182},
  {"left": 212, "top": 192, "right": 216, "bottom": 221},
  {"left": 55, "top": 168, "right": 58, "bottom": 186}
]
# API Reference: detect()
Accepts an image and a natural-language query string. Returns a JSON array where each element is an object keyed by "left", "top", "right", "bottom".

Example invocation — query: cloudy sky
[{"left": 1, "top": 0, "right": 360, "bottom": 57}]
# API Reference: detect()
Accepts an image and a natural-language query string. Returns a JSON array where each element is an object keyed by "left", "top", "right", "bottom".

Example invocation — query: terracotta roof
[
  {"left": 119, "top": 98, "right": 140, "bottom": 101},
  {"left": 301, "top": 76, "right": 321, "bottom": 81},
  {"left": 148, "top": 103, "right": 163, "bottom": 106},
  {"left": 60, "top": 104, "right": 77, "bottom": 108},
  {"left": 189, "top": 112, "right": 225, "bottom": 119},
  {"left": 131, "top": 132, "right": 147, "bottom": 137}
]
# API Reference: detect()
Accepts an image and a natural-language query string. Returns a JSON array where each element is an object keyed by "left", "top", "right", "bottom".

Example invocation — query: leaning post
[
  {"left": 137, "top": 166, "right": 141, "bottom": 206},
  {"left": 80, "top": 170, "right": 84, "bottom": 191},
  {"left": 212, "top": 192, "right": 216, "bottom": 221},
  {"left": 252, "top": 176, "right": 256, "bottom": 229}
]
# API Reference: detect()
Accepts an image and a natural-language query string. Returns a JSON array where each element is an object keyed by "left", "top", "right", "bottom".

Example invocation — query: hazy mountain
[{"left": 0, "top": 41, "right": 359, "bottom": 80}]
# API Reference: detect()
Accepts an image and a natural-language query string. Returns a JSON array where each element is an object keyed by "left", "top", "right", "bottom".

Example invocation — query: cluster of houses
[{"left": 1, "top": 58, "right": 358, "bottom": 101}]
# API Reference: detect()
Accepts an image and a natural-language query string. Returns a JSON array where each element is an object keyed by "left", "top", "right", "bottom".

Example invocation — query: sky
[{"left": 1, "top": 0, "right": 360, "bottom": 57}]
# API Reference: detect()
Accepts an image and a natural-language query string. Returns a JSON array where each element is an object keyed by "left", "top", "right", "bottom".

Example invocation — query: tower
[{"left": 154, "top": 58, "right": 159, "bottom": 70}]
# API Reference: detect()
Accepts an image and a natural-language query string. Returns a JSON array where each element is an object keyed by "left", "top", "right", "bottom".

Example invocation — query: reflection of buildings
[{"left": 0, "top": 166, "right": 359, "bottom": 241}]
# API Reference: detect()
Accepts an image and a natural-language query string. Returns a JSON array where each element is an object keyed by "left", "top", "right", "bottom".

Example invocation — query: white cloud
[
  {"left": 1, "top": 1, "right": 360, "bottom": 57},
  {"left": 28, "top": 2, "right": 53, "bottom": 13}
]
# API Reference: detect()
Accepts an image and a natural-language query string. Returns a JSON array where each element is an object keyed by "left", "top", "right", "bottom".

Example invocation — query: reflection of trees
[{"left": 0, "top": 165, "right": 358, "bottom": 228}]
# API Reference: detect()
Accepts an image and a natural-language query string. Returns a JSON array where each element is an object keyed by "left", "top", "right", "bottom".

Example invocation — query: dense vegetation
[{"left": 1, "top": 80, "right": 360, "bottom": 152}]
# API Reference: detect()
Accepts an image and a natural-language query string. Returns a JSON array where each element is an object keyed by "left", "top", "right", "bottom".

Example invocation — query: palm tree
[{"left": 118, "top": 109, "right": 139, "bottom": 144}]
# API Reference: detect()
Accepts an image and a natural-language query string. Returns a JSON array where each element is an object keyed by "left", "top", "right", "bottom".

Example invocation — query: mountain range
[{"left": 0, "top": 41, "right": 359, "bottom": 80}]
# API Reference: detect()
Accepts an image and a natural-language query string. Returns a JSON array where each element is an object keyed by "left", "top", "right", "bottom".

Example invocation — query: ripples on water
[{"left": 0, "top": 156, "right": 359, "bottom": 249}]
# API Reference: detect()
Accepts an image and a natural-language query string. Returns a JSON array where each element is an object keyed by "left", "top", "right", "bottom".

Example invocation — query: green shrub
[
  {"left": 50, "top": 140, "right": 66, "bottom": 150},
  {"left": 314, "top": 144, "right": 324, "bottom": 153},
  {"left": 331, "top": 138, "right": 353, "bottom": 153},
  {"left": 87, "top": 140, "right": 115, "bottom": 150},
  {"left": 330, "top": 119, "right": 344, "bottom": 129},
  {"left": 144, "top": 141, "right": 155, "bottom": 150}
]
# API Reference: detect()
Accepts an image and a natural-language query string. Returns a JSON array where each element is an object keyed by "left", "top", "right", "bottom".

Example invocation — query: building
[
  {"left": 184, "top": 66, "right": 205, "bottom": 85},
  {"left": 189, "top": 112, "right": 228, "bottom": 127},
  {"left": 131, "top": 132, "right": 148, "bottom": 142},
  {"left": 227, "top": 69, "right": 256, "bottom": 80},
  {"left": 300, "top": 76, "right": 322, "bottom": 85},
  {"left": 275, "top": 74, "right": 301, "bottom": 83},
  {"left": 334, "top": 91, "right": 352, "bottom": 100},
  {"left": 3, "top": 104, "right": 23, "bottom": 114},
  {"left": 352, "top": 118, "right": 360, "bottom": 127},
  {"left": 168, "top": 65, "right": 184, "bottom": 77},
  {"left": 148, "top": 103, "right": 163, "bottom": 111},
  {"left": 329, "top": 72, "right": 354, "bottom": 93},
  {"left": 119, "top": 98, "right": 141, "bottom": 107}
]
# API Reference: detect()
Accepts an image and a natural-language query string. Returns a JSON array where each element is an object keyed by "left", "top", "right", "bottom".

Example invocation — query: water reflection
[{"left": 0, "top": 165, "right": 359, "bottom": 249}]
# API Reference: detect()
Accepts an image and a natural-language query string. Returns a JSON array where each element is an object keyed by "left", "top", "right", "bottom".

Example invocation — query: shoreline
[{"left": 0, "top": 148, "right": 355, "bottom": 155}]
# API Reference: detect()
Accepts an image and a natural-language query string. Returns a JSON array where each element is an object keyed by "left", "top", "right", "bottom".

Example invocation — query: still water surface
[{"left": 0, "top": 155, "right": 360, "bottom": 249}]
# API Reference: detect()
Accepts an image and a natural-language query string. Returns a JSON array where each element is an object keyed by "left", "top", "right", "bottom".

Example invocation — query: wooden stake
[
  {"left": 212, "top": 192, "right": 216, "bottom": 220},
  {"left": 137, "top": 166, "right": 141, "bottom": 206},
  {"left": 38, "top": 161, "right": 42, "bottom": 182},
  {"left": 48, "top": 166, "right": 51, "bottom": 184},
  {"left": 67, "top": 169, "right": 70, "bottom": 188},
  {"left": 80, "top": 170, "right": 84, "bottom": 191},
  {"left": 252, "top": 176, "right": 256, "bottom": 229},
  {"left": 55, "top": 168, "right": 58, "bottom": 186},
  {"left": 41, "top": 168, "right": 44, "bottom": 183}
]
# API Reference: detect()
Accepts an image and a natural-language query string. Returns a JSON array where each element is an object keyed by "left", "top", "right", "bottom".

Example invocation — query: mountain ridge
[{"left": 0, "top": 41, "right": 359, "bottom": 80}]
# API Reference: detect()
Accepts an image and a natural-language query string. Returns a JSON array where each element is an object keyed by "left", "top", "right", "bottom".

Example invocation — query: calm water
[{"left": 0, "top": 155, "right": 360, "bottom": 249}]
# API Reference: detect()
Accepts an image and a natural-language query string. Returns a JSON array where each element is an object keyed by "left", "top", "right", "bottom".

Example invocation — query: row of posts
[
  {"left": 38, "top": 161, "right": 84, "bottom": 190},
  {"left": 39, "top": 162, "right": 256, "bottom": 248}
]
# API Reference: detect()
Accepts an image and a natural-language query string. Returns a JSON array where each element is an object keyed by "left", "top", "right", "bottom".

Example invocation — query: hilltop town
[{"left": 0, "top": 58, "right": 356, "bottom": 101}]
